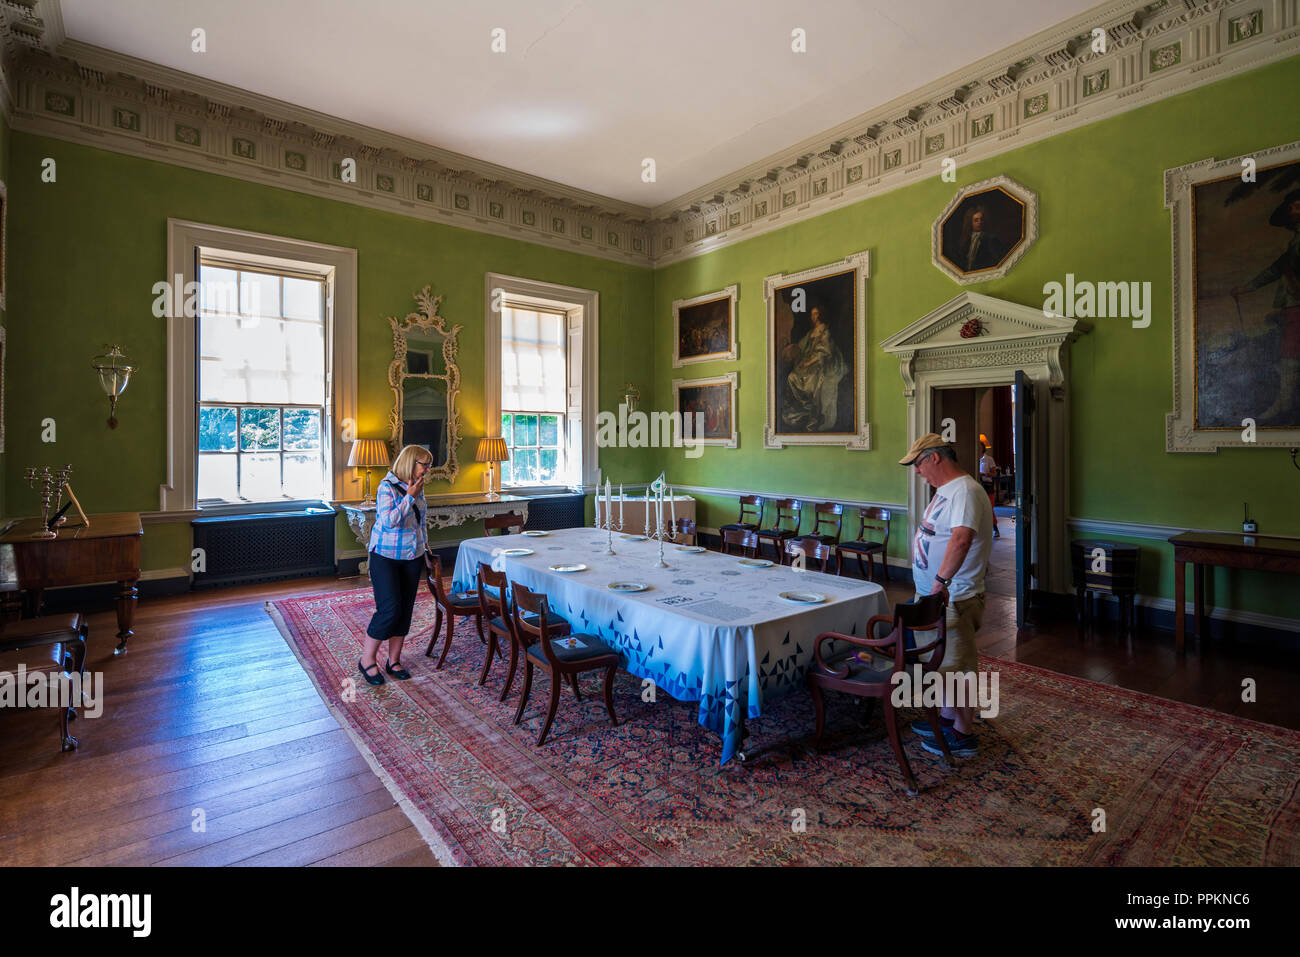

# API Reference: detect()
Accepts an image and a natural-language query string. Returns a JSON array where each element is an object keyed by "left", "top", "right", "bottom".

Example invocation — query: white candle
[
  {"left": 605, "top": 479, "right": 611, "bottom": 527},
  {"left": 595, "top": 470, "right": 601, "bottom": 526},
  {"left": 656, "top": 486, "right": 663, "bottom": 534},
  {"left": 619, "top": 484, "right": 624, "bottom": 525},
  {"left": 670, "top": 486, "right": 676, "bottom": 526},
  {"left": 645, "top": 490, "right": 651, "bottom": 536}
]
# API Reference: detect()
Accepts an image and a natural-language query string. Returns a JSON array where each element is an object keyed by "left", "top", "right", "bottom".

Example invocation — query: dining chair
[
  {"left": 675, "top": 517, "right": 697, "bottom": 547},
  {"left": 806, "top": 594, "right": 956, "bottom": 795},
  {"left": 495, "top": 572, "right": 572, "bottom": 702},
  {"left": 484, "top": 511, "right": 525, "bottom": 535},
  {"left": 836, "top": 507, "right": 893, "bottom": 583},
  {"left": 510, "top": 582, "right": 621, "bottom": 746},
  {"left": 719, "top": 495, "right": 764, "bottom": 535},
  {"left": 474, "top": 562, "right": 515, "bottom": 688},
  {"left": 784, "top": 536, "right": 834, "bottom": 572},
  {"left": 422, "top": 552, "right": 483, "bottom": 669},
  {"left": 721, "top": 527, "right": 759, "bottom": 557},
  {"left": 754, "top": 499, "right": 802, "bottom": 560}
]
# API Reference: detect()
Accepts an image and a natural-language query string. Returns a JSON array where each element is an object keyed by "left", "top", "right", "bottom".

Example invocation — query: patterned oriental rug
[{"left": 268, "top": 589, "right": 1300, "bottom": 866}]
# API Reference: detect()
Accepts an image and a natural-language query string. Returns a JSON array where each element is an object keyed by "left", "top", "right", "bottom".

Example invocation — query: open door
[{"left": 1013, "top": 370, "right": 1035, "bottom": 626}]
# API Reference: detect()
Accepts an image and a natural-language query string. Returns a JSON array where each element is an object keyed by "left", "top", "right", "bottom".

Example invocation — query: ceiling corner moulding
[{"left": 3, "top": 0, "right": 1297, "bottom": 268}]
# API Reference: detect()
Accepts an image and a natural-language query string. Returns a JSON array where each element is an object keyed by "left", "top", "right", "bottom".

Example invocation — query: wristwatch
[{"left": 935, "top": 574, "right": 952, "bottom": 586}]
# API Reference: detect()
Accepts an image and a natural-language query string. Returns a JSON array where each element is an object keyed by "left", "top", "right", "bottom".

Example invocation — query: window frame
[
  {"left": 500, "top": 410, "right": 566, "bottom": 487},
  {"left": 163, "top": 220, "right": 358, "bottom": 515}
]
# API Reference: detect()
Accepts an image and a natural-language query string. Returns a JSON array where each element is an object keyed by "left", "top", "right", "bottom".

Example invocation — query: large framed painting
[
  {"left": 932, "top": 176, "right": 1038, "bottom": 285},
  {"left": 763, "top": 251, "right": 870, "bottom": 450},
  {"left": 1166, "top": 140, "right": 1300, "bottom": 451},
  {"left": 672, "top": 285, "right": 737, "bottom": 367},
  {"left": 672, "top": 372, "right": 737, "bottom": 448}
]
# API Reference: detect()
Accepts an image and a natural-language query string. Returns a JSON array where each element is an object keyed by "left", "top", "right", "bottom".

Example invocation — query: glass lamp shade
[{"left": 91, "top": 345, "right": 136, "bottom": 429}]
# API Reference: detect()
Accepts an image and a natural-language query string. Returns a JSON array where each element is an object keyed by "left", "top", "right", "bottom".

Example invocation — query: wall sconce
[
  {"left": 91, "top": 344, "right": 135, "bottom": 429},
  {"left": 347, "top": 438, "right": 392, "bottom": 503},
  {"left": 476, "top": 436, "right": 509, "bottom": 501},
  {"left": 623, "top": 382, "right": 640, "bottom": 413}
]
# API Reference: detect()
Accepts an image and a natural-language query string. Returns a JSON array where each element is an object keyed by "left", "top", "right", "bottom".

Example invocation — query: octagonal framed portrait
[{"left": 932, "top": 176, "right": 1038, "bottom": 284}]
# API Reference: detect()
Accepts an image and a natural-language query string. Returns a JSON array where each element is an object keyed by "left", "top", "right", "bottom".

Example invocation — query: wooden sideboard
[{"left": 1, "top": 512, "right": 143, "bottom": 654}]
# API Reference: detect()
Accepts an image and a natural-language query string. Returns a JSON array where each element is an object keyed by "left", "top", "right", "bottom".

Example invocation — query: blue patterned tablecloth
[{"left": 453, "top": 527, "right": 888, "bottom": 764}]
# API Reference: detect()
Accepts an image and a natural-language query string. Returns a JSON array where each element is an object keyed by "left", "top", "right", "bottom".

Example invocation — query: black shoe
[
  {"left": 910, "top": 717, "right": 954, "bottom": 739},
  {"left": 385, "top": 661, "right": 411, "bottom": 680},
  {"left": 358, "top": 659, "right": 385, "bottom": 686}
]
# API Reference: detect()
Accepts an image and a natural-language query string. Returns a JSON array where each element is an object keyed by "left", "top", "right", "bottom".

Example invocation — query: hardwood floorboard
[
  {"left": 308, "top": 825, "right": 430, "bottom": 867},
  {"left": 233, "top": 804, "right": 414, "bottom": 866}
]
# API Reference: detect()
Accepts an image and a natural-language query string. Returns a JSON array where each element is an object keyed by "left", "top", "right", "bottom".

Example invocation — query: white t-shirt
[
  {"left": 911, "top": 474, "right": 993, "bottom": 601},
  {"left": 979, "top": 452, "right": 998, "bottom": 476}
]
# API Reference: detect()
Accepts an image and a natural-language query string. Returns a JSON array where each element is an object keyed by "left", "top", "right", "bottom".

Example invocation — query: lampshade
[
  {"left": 476, "top": 436, "right": 509, "bottom": 463},
  {"left": 91, "top": 344, "right": 136, "bottom": 429},
  {"left": 979, "top": 433, "right": 990, "bottom": 446},
  {"left": 348, "top": 438, "right": 391, "bottom": 469}
]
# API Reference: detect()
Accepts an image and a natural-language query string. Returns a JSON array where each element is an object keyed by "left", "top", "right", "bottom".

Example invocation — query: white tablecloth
[{"left": 452, "top": 527, "right": 888, "bottom": 763}]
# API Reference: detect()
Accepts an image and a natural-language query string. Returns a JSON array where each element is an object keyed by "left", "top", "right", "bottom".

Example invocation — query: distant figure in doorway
[
  {"left": 360, "top": 444, "right": 433, "bottom": 686},
  {"left": 978, "top": 442, "right": 1001, "bottom": 539},
  {"left": 899, "top": 433, "right": 994, "bottom": 758}
]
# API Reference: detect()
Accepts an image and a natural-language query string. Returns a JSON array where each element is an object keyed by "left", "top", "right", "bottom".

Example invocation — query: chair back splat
[{"left": 484, "top": 511, "right": 525, "bottom": 535}]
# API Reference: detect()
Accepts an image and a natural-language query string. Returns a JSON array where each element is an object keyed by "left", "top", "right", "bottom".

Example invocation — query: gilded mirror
[{"left": 387, "top": 286, "right": 462, "bottom": 482}]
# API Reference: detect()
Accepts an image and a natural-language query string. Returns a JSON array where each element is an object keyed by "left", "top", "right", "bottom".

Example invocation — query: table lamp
[
  {"left": 348, "top": 438, "right": 391, "bottom": 503},
  {"left": 476, "top": 437, "right": 509, "bottom": 501}
]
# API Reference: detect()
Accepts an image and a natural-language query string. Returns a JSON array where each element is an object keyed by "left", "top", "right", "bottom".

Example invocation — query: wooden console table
[
  {"left": 1167, "top": 532, "right": 1300, "bottom": 653},
  {"left": 1, "top": 512, "right": 143, "bottom": 654}
]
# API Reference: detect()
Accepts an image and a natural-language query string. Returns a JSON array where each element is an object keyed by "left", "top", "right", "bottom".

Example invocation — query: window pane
[
  {"left": 499, "top": 457, "right": 513, "bottom": 486},
  {"left": 240, "top": 453, "right": 281, "bottom": 501},
  {"left": 241, "top": 271, "right": 280, "bottom": 318},
  {"left": 283, "top": 452, "right": 323, "bottom": 499},
  {"left": 513, "top": 448, "right": 538, "bottom": 484},
  {"left": 197, "top": 452, "right": 237, "bottom": 501},
  {"left": 199, "top": 406, "right": 237, "bottom": 451},
  {"left": 538, "top": 448, "right": 559, "bottom": 483},
  {"left": 283, "top": 408, "right": 321, "bottom": 449},
  {"left": 241, "top": 408, "right": 280, "bottom": 450},
  {"left": 514, "top": 414, "right": 538, "bottom": 447},
  {"left": 500, "top": 413, "right": 512, "bottom": 445},
  {"left": 282, "top": 277, "right": 322, "bottom": 320},
  {"left": 539, "top": 414, "right": 559, "bottom": 447},
  {"left": 200, "top": 266, "right": 239, "bottom": 316}
]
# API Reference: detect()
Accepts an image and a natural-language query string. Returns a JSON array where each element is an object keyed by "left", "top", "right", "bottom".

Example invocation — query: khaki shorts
[{"left": 911, "top": 592, "right": 984, "bottom": 675}]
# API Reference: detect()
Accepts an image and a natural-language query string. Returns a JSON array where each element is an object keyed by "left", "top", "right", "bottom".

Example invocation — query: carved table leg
[{"left": 115, "top": 577, "right": 139, "bottom": 655}]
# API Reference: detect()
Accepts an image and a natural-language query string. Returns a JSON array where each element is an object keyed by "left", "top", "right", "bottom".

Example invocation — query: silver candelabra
[
  {"left": 23, "top": 464, "right": 73, "bottom": 539},
  {"left": 646, "top": 474, "right": 678, "bottom": 568}
]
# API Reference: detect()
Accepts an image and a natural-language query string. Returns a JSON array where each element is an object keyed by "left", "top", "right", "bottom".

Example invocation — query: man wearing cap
[{"left": 898, "top": 433, "right": 994, "bottom": 758}]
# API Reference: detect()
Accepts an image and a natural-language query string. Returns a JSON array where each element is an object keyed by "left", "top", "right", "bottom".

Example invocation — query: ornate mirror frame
[{"left": 387, "top": 285, "right": 463, "bottom": 483}]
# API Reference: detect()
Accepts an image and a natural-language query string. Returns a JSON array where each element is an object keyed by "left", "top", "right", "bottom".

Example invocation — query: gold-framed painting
[
  {"left": 672, "top": 373, "right": 737, "bottom": 448},
  {"left": 672, "top": 285, "right": 737, "bottom": 367}
]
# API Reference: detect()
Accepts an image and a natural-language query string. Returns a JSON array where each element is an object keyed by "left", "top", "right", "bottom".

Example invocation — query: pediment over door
[{"left": 879, "top": 292, "right": 1087, "bottom": 397}]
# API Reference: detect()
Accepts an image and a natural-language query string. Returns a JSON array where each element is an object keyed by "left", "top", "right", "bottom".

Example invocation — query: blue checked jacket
[{"left": 367, "top": 471, "right": 428, "bottom": 560}]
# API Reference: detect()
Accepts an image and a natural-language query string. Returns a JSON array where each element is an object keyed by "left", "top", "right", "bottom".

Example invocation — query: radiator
[
  {"left": 192, "top": 507, "right": 337, "bottom": 589},
  {"left": 523, "top": 494, "right": 585, "bottom": 531}
]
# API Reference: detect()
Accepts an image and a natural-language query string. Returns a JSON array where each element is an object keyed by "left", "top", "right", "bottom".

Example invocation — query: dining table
[{"left": 452, "top": 526, "right": 889, "bottom": 764}]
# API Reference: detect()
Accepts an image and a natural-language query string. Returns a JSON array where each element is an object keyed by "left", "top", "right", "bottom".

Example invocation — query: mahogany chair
[
  {"left": 0, "top": 613, "right": 88, "bottom": 752},
  {"left": 784, "top": 536, "right": 835, "bottom": 572},
  {"left": 806, "top": 594, "right": 955, "bottom": 794},
  {"left": 496, "top": 576, "right": 572, "bottom": 703},
  {"left": 510, "top": 582, "right": 620, "bottom": 746},
  {"left": 836, "top": 507, "right": 893, "bottom": 583},
  {"left": 484, "top": 511, "right": 525, "bottom": 535},
  {"left": 675, "top": 517, "right": 697, "bottom": 547},
  {"left": 474, "top": 563, "right": 515, "bottom": 688},
  {"left": 721, "top": 527, "right": 759, "bottom": 557},
  {"left": 754, "top": 499, "right": 802, "bottom": 560},
  {"left": 422, "top": 552, "right": 484, "bottom": 669},
  {"left": 719, "top": 495, "right": 764, "bottom": 535},
  {"left": 808, "top": 502, "right": 843, "bottom": 545}
]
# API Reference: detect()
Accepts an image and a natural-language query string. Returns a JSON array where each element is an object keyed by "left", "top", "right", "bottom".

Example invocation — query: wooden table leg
[
  {"left": 114, "top": 577, "right": 139, "bottom": 655},
  {"left": 1194, "top": 563, "right": 1206, "bottom": 642},
  {"left": 1174, "top": 559, "right": 1185, "bottom": 653}
]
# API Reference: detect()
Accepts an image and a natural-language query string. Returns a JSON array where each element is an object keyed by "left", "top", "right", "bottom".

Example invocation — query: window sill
[
  {"left": 500, "top": 486, "right": 584, "bottom": 498},
  {"left": 194, "top": 500, "right": 334, "bottom": 519}
]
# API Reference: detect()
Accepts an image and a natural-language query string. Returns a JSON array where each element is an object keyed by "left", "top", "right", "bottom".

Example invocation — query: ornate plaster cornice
[{"left": 2, "top": 0, "right": 1297, "bottom": 268}]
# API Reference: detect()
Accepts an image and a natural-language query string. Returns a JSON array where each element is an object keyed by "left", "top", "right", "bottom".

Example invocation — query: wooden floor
[{"left": 3, "top": 544, "right": 1298, "bottom": 866}]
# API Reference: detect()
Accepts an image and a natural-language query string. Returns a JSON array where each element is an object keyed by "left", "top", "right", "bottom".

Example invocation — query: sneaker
[
  {"left": 921, "top": 726, "right": 977, "bottom": 758},
  {"left": 909, "top": 717, "right": 954, "bottom": 739}
]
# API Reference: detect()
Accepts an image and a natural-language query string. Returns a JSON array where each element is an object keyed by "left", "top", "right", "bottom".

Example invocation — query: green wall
[
  {"left": 4, "top": 133, "right": 654, "bottom": 570},
  {"left": 651, "top": 56, "right": 1300, "bottom": 618},
  {"left": 0, "top": 106, "right": 8, "bottom": 521}
]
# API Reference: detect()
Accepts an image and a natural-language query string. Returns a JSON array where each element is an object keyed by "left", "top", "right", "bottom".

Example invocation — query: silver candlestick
[
  {"left": 646, "top": 474, "right": 677, "bottom": 568},
  {"left": 596, "top": 484, "right": 623, "bottom": 554},
  {"left": 23, "top": 465, "right": 72, "bottom": 539}
]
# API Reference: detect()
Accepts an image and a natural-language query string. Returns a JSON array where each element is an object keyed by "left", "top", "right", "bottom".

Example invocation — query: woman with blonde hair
[{"left": 359, "top": 444, "right": 433, "bottom": 685}]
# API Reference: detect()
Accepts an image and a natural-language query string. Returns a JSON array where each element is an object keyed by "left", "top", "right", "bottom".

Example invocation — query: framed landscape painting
[
  {"left": 672, "top": 285, "right": 737, "bottom": 367},
  {"left": 1166, "top": 140, "right": 1300, "bottom": 450},
  {"left": 763, "top": 251, "right": 871, "bottom": 449},
  {"left": 672, "top": 372, "right": 737, "bottom": 448}
]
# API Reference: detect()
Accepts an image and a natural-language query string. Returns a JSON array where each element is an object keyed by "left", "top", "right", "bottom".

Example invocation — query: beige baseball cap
[{"left": 898, "top": 432, "right": 950, "bottom": 465}]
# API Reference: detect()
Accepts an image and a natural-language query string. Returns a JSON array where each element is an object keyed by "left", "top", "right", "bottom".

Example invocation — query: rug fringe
[{"left": 264, "top": 600, "right": 463, "bottom": 868}]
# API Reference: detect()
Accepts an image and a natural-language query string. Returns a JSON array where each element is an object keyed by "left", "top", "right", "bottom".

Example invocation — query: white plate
[
  {"left": 500, "top": 548, "right": 534, "bottom": 557},
  {"left": 607, "top": 581, "right": 649, "bottom": 593},
  {"left": 522, "top": 530, "right": 550, "bottom": 537},
  {"left": 675, "top": 545, "right": 706, "bottom": 553},
  {"left": 737, "top": 558, "right": 774, "bottom": 568},
  {"left": 621, "top": 534, "right": 648, "bottom": 541},
  {"left": 549, "top": 563, "right": 588, "bottom": 573},
  {"left": 779, "top": 591, "right": 825, "bottom": 604}
]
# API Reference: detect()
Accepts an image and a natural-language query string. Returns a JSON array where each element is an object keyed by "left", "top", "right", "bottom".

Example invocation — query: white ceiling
[{"left": 61, "top": 0, "right": 1101, "bottom": 207}]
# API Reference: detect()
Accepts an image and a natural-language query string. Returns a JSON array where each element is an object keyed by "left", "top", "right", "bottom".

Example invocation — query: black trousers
[{"left": 366, "top": 552, "right": 423, "bottom": 641}]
